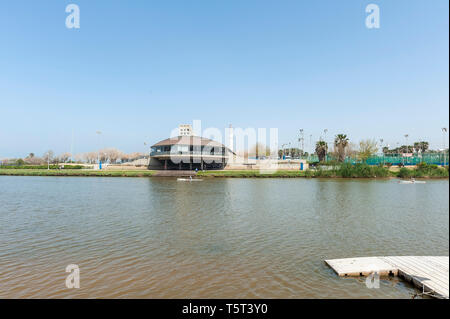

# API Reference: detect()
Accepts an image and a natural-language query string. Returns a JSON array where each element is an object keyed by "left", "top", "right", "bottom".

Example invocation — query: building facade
[{"left": 149, "top": 125, "right": 234, "bottom": 170}]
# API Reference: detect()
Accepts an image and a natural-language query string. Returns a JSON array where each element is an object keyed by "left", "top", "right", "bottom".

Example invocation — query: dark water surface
[{"left": 0, "top": 176, "right": 448, "bottom": 298}]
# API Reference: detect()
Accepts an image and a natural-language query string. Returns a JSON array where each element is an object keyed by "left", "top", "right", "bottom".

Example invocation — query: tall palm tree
[
  {"left": 334, "top": 134, "right": 349, "bottom": 162},
  {"left": 415, "top": 141, "right": 429, "bottom": 153},
  {"left": 315, "top": 141, "right": 328, "bottom": 162}
]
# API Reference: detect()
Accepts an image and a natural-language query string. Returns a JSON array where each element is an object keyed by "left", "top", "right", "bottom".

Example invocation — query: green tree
[
  {"left": 334, "top": 134, "right": 349, "bottom": 162},
  {"left": 358, "top": 139, "right": 378, "bottom": 163}
]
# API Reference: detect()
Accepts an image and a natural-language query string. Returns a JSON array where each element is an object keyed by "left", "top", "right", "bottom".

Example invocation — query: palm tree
[
  {"left": 334, "top": 134, "right": 349, "bottom": 162},
  {"left": 315, "top": 141, "right": 328, "bottom": 162},
  {"left": 414, "top": 141, "right": 429, "bottom": 153}
]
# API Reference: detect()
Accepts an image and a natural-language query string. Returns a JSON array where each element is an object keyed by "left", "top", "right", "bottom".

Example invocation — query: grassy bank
[
  {"left": 1, "top": 165, "right": 447, "bottom": 179},
  {"left": 0, "top": 169, "right": 155, "bottom": 177},
  {"left": 198, "top": 163, "right": 449, "bottom": 179},
  {"left": 197, "top": 170, "right": 309, "bottom": 178},
  {"left": 0, "top": 165, "right": 85, "bottom": 169}
]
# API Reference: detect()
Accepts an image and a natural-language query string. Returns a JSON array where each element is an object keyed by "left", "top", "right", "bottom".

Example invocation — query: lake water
[{"left": 0, "top": 176, "right": 448, "bottom": 298}]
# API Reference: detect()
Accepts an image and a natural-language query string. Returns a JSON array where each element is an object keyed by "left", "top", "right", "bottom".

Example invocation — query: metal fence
[{"left": 305, "top": 153, "right": 448, "bottom": 166}]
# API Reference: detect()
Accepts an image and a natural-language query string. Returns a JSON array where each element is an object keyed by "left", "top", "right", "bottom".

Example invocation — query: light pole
[
  {"left": 404, "top": 134, "right": 409, "bottom": 153},
  {"left": 396, "top": 142, "right": 402, "bottom": 166},
  {"left": 144, "top": 142, "right": 149, "bottom": 165},
  {"left": 96, "top": 131, "right": 102, "bottom": 169},
  {"left": 380, "top": 138, "right": 384, "bottom": 165},
  {"left": 442, "top": 128, "right": 448, "bottom": 166},
  {"left": 386, "top": 144, "right": 390, "bottom": 166},
  {"left": 299, "top": 129, "right": 304, "bottom": 159},
  {"left": 404, "top": 134, "right": 409, "bottom": 165},
  {"left": 309, "top": 134, "right": 312, "bottom": 159}
]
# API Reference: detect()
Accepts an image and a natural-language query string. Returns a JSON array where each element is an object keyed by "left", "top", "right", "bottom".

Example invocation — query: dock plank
[{"left": 325, "top": 256, "right": 449, "bottom": 299}]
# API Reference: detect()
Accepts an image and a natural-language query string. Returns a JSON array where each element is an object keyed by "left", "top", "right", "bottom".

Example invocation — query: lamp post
[
  {"left": 309, "top": 134, "right": 312, "bottom": 161},
  {"left": 380, "top": 138, "right": 384, "bottom": 165},
  {"left": 404, "top": 134, "right": 409, "bottom": 166},
  {"left": 299, "top": 129, "right": 304, "bottom": 159},
  {"left": 281, "top": 143, "right": 287, "bottom": 159},
  {"left": 96, "top": 131, "right": 102, "bottom": 169},
  {"left": 387, "top": 144, "right": 390, "bottom": 166},
  {"left": 144, "top": 142, "right": 150, "bottom": 165},
  {"left": 442, "top": 128, "right": 448, "bottom": 166},
  {"left": 396, "top": 142, "right": 402, "bottom": 166}
]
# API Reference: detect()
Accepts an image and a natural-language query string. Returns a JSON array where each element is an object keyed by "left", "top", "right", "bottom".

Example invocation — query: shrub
[
  {"left": 373, "top": 164, "right": 389, "bottom": 177},
  {"left": 337, "top": 163, "right": 353, "bottom": 178},
  {"left": 398, "top": 167, "right": 411, "bottom": 178},
  {"left": 416, "top": 162, "right": 428, "bottom": 170},
  {"left": 334, "top": 163, "right": 389, "bottom": 178}
]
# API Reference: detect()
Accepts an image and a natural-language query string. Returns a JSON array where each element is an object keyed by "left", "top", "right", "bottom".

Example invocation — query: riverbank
[
  {"left": 0, "top": 165, "right": 448, "bottom": 178},
  {"left": 0, "top": 169, "right": 155, "bottom": 177},
  {"left": 198, "top": 164, "right": 449, "bottom": 178}
]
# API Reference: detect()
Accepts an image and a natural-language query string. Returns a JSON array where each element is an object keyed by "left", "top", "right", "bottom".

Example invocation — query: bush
[
  {"left": 398, "top": 167, "right": 411, "bottom": 178},
  {"left": 320, "top": 163, "right": 391, "bottom": 178},
  {"left": 373, "top": 164, "right": 390, "bottom": 177},
  {"left": 337, "top": 163, "right": 353, "bottom": 178},
  {"left": 416, "top": 162, "right": 427, "bottom": 169}
]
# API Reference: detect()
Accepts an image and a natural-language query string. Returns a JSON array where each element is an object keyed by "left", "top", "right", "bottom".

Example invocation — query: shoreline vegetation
[
  {"left": 0, "top": 169, "right": 155, "bottom": 177},
  {"left": 198, "top": 163, "right": 449, "bottom": 179},
  {"left": 0, "top": 163, "right": 448, "bottom": 178}
]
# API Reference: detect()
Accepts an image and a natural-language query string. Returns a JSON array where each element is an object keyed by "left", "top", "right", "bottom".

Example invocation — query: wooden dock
[{"left": 325, "top": 256, "right": 449, "bottom": 299}]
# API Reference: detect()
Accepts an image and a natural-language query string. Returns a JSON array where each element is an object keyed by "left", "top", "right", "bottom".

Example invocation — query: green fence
[{"left": 306, "top": 153, "right": 449, "bottom": 166}]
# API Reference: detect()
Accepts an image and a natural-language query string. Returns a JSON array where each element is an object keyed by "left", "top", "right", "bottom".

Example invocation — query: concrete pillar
[
  {"left": 164, "top": 159, "right": 167, "bottom": 170},
  {"left": 179, "top": 162, "right": 181, "bottom": 170}
]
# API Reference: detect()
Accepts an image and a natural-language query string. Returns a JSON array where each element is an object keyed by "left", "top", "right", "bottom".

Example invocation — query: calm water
[{"left": 0, "top": 176, "right": 448, "bottom": 298}]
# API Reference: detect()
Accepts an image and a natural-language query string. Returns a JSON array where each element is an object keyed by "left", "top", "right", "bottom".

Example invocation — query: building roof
[{"left": 152, "top": 136, "right": 226, "bottom": 148}]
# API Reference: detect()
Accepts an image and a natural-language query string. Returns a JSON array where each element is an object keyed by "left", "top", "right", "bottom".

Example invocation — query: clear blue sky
[{"left": 0, "top": 0, "right": 448, "bottom": 157}]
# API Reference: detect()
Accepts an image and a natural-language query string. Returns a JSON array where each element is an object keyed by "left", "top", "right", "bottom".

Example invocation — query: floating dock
[{"left": 325, "top": 256, "right": 449, "bottom": 299}]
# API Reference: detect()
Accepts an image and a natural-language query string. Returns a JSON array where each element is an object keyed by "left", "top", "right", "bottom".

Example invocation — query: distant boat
[
  {"left": 399, "top": 179, "right": 426, "bottom": 184},
  {"left": 177, "top": 177, "right": 203, "bottom": 182}
]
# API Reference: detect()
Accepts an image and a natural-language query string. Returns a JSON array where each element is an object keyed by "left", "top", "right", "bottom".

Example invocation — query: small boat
[
  {"left": 399, "top": 179, "right": 426, "bottom": 184},
  {"left": 177, "top": 177, "right": 203, "bottom": 182}
]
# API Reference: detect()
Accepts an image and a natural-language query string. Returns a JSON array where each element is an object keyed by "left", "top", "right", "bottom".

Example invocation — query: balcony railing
[{"left": 150, "top": 151, "right": 226, "bottom": 157}]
